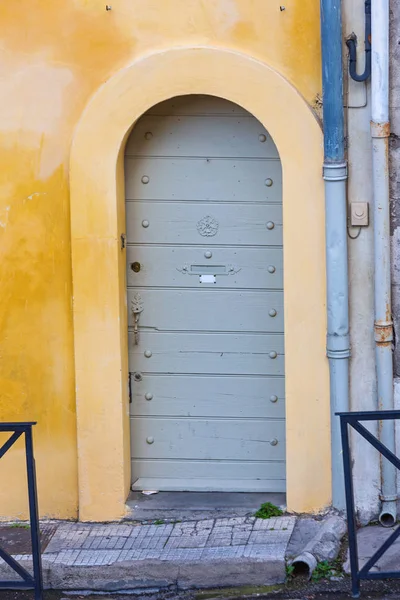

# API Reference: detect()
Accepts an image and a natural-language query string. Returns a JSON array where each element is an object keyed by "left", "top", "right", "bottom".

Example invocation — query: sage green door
[{"left": 125, "top": 95, "right": 285, "bottom": 492}]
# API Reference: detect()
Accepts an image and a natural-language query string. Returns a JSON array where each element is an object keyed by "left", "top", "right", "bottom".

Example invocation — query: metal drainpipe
[
  {"left": 371, "top": 0, "right": 397, "bottom": 527},
  {"left": 320, "top": 0, "right": 351, "bottom": 511}
]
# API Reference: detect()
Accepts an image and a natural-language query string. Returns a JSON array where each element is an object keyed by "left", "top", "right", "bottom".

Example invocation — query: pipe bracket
[
  {"left": 326, "top": 333, "right": 351, "bottom": 358},
  {"left": 323, "top": 161, "right": 348, "bottom": 181},
  {"left": 380, "top": 494, "right": 398, "bottom": 502},
  {"left": 371, "top": 121, "right": 390, "bottom": 138},
  {"left": 327, "top": 348, "right": 351, "bottom": 359}
]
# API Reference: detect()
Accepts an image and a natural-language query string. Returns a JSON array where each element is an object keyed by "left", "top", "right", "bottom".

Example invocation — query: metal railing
[
  {"left": 0, "top": 422, "right": 43, "bottom": 600},
  {"left": 338, "top": 410, "right": 400, "bottom": 598}
]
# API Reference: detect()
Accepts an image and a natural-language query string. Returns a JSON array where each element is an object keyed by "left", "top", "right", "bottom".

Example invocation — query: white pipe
[
  {"left": 371, "top": 3, "right": 389, "bottom": 125},
  {"left": 371, "top": 0, "right": 397, "bottom": 527}
]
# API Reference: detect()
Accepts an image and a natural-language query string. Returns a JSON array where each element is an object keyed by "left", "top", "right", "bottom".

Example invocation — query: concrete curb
[
  {"left": 290, "top": 516, "right": 347, "bottom": 578},
  {"left": 0, "top": 555, "right": 285, "bottom": 591},
  {"left": 48, "top": 557, "right": 285, "bottom": 591}
]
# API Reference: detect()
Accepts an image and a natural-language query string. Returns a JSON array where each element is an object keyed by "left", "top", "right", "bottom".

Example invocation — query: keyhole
[{"left": 131, "top": 262, "right": 141, "bottom": 273}]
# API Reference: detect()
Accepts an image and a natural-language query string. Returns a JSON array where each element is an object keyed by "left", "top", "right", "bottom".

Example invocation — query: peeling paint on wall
[{"left": 0, "top": 0, "right": 322, "bottom": 520}]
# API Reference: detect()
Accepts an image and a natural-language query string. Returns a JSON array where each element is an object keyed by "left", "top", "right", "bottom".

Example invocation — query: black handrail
[
  {"left": 0, "top": 423, "right": 43, "bottom": 600},
  {"left": 338, "top": 410, "right": 400, "bottom": 598}
]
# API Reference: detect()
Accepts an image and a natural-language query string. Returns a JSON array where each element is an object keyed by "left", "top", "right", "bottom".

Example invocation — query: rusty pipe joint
[
  {"left": 374, "top": 322, "right": 394, "bottom": 344},
  {"left": 371, "top": 120, "right": 390, "bottom": 138}
]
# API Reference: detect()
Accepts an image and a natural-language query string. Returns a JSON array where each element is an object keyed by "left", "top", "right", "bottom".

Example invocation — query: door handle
[{"left": 131, "top": 293, "right": 143, "bottom": 345}]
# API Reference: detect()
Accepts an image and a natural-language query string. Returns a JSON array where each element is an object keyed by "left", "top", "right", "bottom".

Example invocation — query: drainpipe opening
[
  {"left": 290, "top": 552, "right": 318, "bottom": 580},
  {"left": 379, "top": 507, "right": 396, "bottom": 528},
  {"left": 292, "top": 561, "right": 311, "bottom": 578}
]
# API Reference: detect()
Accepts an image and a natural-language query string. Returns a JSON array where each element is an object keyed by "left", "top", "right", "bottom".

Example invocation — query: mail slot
[{"left": 189, "top": 265, "right": 229, "bottom": 275}]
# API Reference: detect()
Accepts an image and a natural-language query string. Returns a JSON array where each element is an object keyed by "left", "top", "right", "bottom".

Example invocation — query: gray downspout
[
  {"left": 320, "top": 0, "right": 350, "bottom": 511},
  {"left": 371, "top": 0, "right": 397, "bottom": 527}
]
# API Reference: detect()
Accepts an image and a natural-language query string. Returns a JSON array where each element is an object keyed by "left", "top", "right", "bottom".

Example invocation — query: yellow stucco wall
[{"left": 0, "top": 0, "right": 324, "bottom": 520}]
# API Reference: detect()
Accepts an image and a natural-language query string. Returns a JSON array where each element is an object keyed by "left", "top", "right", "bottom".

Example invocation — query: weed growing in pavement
[
  {"left": 254, "top": 502, "right": 283, "bottom": 519},
  {"left": 311, "top": 560, "right": 336, "bottom": 581},
  {"left": 286, "top": 564, "right": 295, "bottom": 580}
]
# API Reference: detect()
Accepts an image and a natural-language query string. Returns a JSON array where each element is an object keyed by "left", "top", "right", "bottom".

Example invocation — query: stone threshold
[{"left": 0, "top": 516, "right": 296, "bottom": 591}]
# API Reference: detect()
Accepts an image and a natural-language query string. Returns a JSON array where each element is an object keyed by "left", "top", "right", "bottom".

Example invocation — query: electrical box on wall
[{"left": 350, "top": 202, "right": 369, "bottom": 227}]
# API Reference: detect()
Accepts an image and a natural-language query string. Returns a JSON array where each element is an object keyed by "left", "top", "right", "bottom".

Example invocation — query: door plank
[
  {"left": 126, "top": 201, "right": 282, "bottom": 246},
  {"left": 146, "top": 95, "right": 250, "bottom": 116},
  {"left": 130, "top": 417, "right": 285, "bottom": 461},
  {"left": 127, "top": 289, "right": 284, "bottom": 332},
  {"left": 125, "top": 157, "right": 282, "bottom": 202},
  {"left": 131, "top": 459, "right": 285, "bottom": 480},
  {"left": 126, "top": 115, "right": 279, "bottom": 158},
  {"left": 129, "top": 375, "right": 285, "bottom": 418},
  {"left": 129, "top": 331, "right": 284, "bottom": 375},
  {"left": 131, "top": 477, "right": 286, "bottom": 493},
  {"left": 126, "top": 246, "right": 283, "bottom": 289}
]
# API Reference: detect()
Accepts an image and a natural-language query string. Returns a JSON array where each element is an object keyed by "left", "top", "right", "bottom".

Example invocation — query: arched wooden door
[{"left": 125, "top": 95, "right": 285, "bottom": 492}]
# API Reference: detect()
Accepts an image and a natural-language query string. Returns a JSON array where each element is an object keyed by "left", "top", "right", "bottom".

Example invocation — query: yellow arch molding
[{"left": 70, "top": 46, "right": 330, "bottom": 521}]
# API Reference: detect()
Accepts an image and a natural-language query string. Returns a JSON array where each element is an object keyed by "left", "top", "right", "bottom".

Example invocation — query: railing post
[
  {"left": 337, "top": 410, "right": 400, "bottom": 597},
  {"left": 25, "top": 426, "right": 43, "bottom": 600},
  {"left": 0, "top": 422, "right": 42, "bottom": 600},
  {"left": 340, "top": 416, "right": 360, "bottom": 598}
]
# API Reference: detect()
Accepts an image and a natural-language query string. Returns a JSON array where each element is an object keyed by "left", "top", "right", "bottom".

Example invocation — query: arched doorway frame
[{"left": 70, "top": 46, "right": 330, "bottom": 521}]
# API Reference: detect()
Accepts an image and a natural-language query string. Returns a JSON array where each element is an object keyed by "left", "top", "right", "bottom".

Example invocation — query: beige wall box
[{"left": 350, "top": 202, "right": 369, "bottom": 227}]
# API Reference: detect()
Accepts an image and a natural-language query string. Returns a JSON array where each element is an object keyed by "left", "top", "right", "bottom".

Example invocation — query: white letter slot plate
[{"left": 199, "top": 274, "right": 216, "bottom": 284}]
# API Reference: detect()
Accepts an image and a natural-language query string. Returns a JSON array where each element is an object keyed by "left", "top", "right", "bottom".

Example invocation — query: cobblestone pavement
[{"left": 9, "top": 516, "right": 295, "bottom": 567}]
